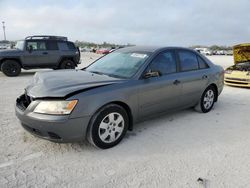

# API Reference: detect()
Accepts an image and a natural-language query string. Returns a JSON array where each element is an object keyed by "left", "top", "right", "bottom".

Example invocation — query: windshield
[
  {"left": 85, "top": 51, "right": 150, "bottom": 78},
  {"left": 15, "top": 40, "right": 24, "bottom": 50}
]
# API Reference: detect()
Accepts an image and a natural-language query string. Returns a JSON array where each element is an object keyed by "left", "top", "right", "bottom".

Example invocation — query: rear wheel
[
  {"left": 1, "top": 60, "right": 21, "bottom": 76},
  {"left": 87, "top": 104, "right": 129, "bottom": 149},
  {"left": 195, "top": 86, "right": 217, "bottom": 113},
  {"left": 59, "top": 59, "right": 75, "bottom": 69}
]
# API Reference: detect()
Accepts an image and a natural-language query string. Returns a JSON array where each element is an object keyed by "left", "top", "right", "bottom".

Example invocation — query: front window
[
  {"left": 147, "top": 51, "right": 177, "bottom": 75},
  {"left": 15, "top": 41, "right": 24, "bottom": 50},
  {"left": 26, "top": 41, "right": 46, "bottom": 51},
  {"left": 85, "top": 51, "right": 150, "bottom": 78}
]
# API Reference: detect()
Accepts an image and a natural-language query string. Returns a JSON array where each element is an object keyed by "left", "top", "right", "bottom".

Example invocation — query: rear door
[
  {"left": 176, "top": 50, "right": 210, "bottom": 106},
  {"left": 22, "top": 40, "right": 50, "bottom": 67},
  {"left": 138, "top": 50, "right": 182, "bottom": 118},
  {"left": 45, "top": 40, "right": 60, "bottom": 66}
]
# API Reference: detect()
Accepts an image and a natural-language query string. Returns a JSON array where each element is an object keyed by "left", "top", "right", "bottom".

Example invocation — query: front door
[
  {"left": 138, "top": 50, "right": 182, "bottom": 118},
  {"left": 22, "top": 40, "right": 50, "bottom": 68}
]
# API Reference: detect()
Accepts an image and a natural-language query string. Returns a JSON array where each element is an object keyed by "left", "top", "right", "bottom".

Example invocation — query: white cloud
[{"left": 0, "top": 0, "right": 249, "bottom": 46}]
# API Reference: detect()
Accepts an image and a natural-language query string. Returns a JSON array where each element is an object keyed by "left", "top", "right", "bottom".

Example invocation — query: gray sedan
[{"left": 15, "top": 46, "right": 224, "bottom": 149}]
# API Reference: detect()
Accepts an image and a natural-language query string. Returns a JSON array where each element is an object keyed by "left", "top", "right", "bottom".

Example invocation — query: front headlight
[
  {"left": 34, "top": 100, "right": 78, "bottom": 115},
  {"left": 224, "top": 69, "right": 232, "bottom": 74}
]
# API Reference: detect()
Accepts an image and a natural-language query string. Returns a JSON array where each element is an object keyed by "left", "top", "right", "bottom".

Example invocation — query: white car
[{"left": 195, "top": 48, "right": 212, "bottom": 56}]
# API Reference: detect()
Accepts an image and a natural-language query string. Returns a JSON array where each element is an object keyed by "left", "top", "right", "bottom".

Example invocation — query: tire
[
  {"left": 195, "top": 86, "right": 217, "bottom": 113},
  {"left": 59, "top": 59, "right": 75, "bottom": 69},
  {"left": 87, "top": 104, "right": 129, "bottom": 149},
  {"left": 1, "top": 60, "right": 21, "bottom": 77}
]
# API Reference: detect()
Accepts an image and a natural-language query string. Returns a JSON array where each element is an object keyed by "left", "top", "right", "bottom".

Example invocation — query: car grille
[
  {"left": 22, "top": 124, "right": 43, "bottom": 136},
  {"left": 226, "top": 77, "right": 250, "bottom": 82},
  {"left": 225, "top": 80, "right": 249, "bottom": 85},
  {"left": 22, "top": 124, "right": 62, "bottom": 140}
]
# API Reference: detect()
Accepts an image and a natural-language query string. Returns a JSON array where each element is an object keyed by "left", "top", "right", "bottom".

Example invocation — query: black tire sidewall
[
  {"left": 200, "top": 86, "right": 216, "bottom": 113},
  {"left": 1, "top": 60, "right": 21, "bottom": 76},
  {"left": 89, "top": 104, "right": 129, "bottom": 149},
  {"left": 60, "top": 60, "right": 75, "bottom": 69}
]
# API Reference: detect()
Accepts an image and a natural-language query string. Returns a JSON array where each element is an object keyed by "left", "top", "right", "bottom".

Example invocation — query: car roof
[{"left": 116, "top": 46, "right": 194, "bottom": 53}]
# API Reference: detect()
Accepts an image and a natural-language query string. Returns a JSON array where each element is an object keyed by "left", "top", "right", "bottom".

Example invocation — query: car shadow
[
  {"left": 20, "top": 101, "right": 225, "bottom": 158},
  {"left": 18, "top": 71, "right": 37, "bottom": 77},
  {"left": 0, "top": 70, "right": 52, "bottom": 78},
  {"left": 50, "top": 109, "right": 199, "bottom": 150}
]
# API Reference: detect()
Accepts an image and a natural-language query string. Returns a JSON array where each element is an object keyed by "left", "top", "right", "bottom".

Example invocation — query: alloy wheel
[
  {"left": 98, "top": 112, "right": 125, "bottom": 143},
  {"left": 203, "top": 89, "right": 214, "bottom": 109}
]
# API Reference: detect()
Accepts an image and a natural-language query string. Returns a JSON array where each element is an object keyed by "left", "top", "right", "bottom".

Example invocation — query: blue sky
[{"left": 0, "top": 0, "right": 249, "bottom": 46}]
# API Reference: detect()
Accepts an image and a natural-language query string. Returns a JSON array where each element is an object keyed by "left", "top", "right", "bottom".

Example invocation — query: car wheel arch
[
  {"left": 58, "top": 57, "right": 76, "bottom": 67},
  {"left": 208, "top": 83, "right": 218, "bottom": 102},
  {"left": 88, "top": 101, "right": 134, "bottom": 134},
  {"left": 1, "top": 58, "right": 23, "bottom": 68}
]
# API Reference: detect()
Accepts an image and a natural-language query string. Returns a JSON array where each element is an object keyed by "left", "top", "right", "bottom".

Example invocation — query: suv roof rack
[{"left": 25, "top": 35, "right": 68, "bottom": 41}]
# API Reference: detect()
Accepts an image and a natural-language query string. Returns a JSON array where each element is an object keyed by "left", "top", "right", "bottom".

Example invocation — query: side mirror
[
  {"left": 28, "top": 45, "right": 33, "bottom": 53},
  {"left": 143, "top": 70, "right": 160, "bottom": 79}
]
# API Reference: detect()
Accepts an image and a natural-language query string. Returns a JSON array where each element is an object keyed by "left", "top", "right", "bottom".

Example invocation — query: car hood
[
  {"left": 233, "top": 44, "right": 250, "bottom": 64},
  {"left": 0, "top": 49, "right": 23, "bottom": 56},
  {"left": 26, "top": 70, "right": 125, "bottom": 98}
]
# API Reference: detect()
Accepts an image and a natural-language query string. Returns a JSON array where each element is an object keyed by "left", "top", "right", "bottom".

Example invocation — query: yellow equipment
[{"left": 224, "top": 43, "right": 250, "bottom": 88}]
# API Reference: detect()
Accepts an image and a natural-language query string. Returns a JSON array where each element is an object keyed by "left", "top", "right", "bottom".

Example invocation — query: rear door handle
[
  {"left": 202, "top": 75, "right": 208, "bottom": 79},
  {"left": 173, "top": 80, "right": 181, "bottom": 85},
  {"left": 43, "top": 52, "right": 48, "bottom": 55}
]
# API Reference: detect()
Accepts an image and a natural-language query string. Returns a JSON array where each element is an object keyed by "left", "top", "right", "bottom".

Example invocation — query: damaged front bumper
[{"left": 15, "top": 94, "right": 91, "bottom": 143}]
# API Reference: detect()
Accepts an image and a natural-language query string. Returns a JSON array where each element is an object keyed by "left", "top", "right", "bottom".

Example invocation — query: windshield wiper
[
  {"left": 88, "top": 70, "right": 126, "bottom": 79},
  {"left": 89, "top": 71, "right": 104, "bottom": 75},
  {"left": 105, "top": 73, "right": 126, "bottom": 79}
]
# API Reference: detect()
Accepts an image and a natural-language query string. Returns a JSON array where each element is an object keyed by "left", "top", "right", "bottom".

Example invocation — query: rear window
[{"left": 178, "top": 50, "right": 199, "bottom": 71}]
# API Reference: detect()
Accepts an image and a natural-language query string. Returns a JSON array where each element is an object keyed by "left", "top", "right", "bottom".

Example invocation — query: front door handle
[
  {"left": 42, "top": 52, "right": 48, "bottom": 55},
  {"left": 173, "top": 80, "right": 181, "bottom": 85}
]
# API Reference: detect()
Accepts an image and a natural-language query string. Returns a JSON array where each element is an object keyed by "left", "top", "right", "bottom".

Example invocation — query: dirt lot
[{"left": 0, "top": 54, "right": 250, "bottom": 188}]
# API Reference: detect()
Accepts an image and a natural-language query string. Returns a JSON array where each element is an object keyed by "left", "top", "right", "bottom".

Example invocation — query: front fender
[{"left": 67, "top": 81, "right": 139, "bottom": 122}]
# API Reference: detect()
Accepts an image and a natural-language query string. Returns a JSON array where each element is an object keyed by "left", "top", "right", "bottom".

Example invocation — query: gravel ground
[{"left": 0, "top": 53, "right": 250, "bottom": 188}]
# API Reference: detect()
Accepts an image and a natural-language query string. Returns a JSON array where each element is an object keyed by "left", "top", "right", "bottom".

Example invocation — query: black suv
[{"left": 0, "top": 35, "right": 80, "bottom": 76}]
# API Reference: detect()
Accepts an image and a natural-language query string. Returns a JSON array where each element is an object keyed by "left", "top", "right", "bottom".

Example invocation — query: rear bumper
[{"left": 15, "top": 95, "right": 91, "bottom": 143}]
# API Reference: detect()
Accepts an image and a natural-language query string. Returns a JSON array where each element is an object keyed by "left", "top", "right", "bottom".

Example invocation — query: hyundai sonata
[{"left": 16, "top": 46, "right": 224, "bottom": 149}]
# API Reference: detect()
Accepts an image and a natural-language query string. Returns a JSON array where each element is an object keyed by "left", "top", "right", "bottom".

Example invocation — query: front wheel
[
  {"left": 195, "top": 86, "right": 217, "bottom": 113},
  {"left": 87, "top": 104, "right": 129, "bottom": 149},
  {"left": 1, "top": 60, "right": 21, "bottom": 77}
]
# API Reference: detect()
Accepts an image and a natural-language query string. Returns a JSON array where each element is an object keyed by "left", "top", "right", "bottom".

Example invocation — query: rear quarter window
[
  {"left": 58, "top": 42, "right": 69, "bottom": 51},
  {"left": 67, "top": 42, "right": 76, "bottom": 50},
  {"left": 197, "top": 56, "right": 209, "bottom": 69}
]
